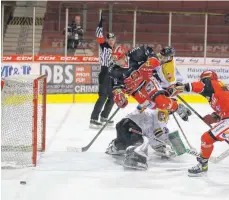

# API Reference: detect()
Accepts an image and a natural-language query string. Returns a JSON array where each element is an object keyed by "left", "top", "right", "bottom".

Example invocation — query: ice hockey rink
[{"left": 1, "top": 103, "right": 229, "bottom": 200}]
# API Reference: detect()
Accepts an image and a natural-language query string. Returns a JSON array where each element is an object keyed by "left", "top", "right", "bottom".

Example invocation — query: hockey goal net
[{"left": 1, "top": 75, "right": 46, "bottom": 168}]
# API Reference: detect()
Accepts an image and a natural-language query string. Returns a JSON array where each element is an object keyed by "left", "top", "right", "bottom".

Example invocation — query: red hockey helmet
[
  {"left": 112, "top": 45, "right": 127, "bottom": 61},
  {"left": 200, "top": 70, "right": 218, "bottom": 80}
]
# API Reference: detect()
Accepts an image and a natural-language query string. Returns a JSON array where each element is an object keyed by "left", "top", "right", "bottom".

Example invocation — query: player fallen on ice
[
  {"left": 169, "top": 70, "right": 229, "bottom": 176},
  {"left": 106, "top": 108, "right": 177, "bottom": 170}
]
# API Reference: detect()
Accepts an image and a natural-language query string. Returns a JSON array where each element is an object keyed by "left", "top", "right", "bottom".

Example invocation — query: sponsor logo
[
  {"left": 15, "top": 56, "right": 33, "bottom": 61},
  {"left": 2, "top": 56, "right": 33, "bottom": 61},
  {"left": 40, "top": 64, "right": 74, "bottom": 94},
  {"left": 175, "top": 58, "right": 185, "bottom": 63},
  {"left": 211, "top": 59, "right": 221, "bottom": 64},
  {"left": 74, "top": 85, "right": 98, "bottom": 93},
  {"left": 1, "top": 64, "right": 31, "bottom": 78},
  {"left": 213, "top": 123, "right": 226, "bottom": 133},
  {"left": 36, "top": 56, "right": 56, "bottom": 61},
  {"left": 82, "top": 57, "right": 99, "bottom": 62},
  {"left": 60, "top": 56, "right": 80, "bottom": 61},
  {"left": 2, "top": 56, "right": 13, "bottom": 61},
  {"left": 146, "top": 82, "right": 155, "bottom": 94},
  {"left": 189, "top": 58, "right": 199, "bottom": 63},
  {"left": 75, "top": 66, "right": 92, "bottom": 85}
]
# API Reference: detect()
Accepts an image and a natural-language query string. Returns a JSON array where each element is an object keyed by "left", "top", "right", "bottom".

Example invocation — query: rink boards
[
  {"left": 45, "top": 93, "right": 209, "bottom": 104},
  {"left": 1, "top": 60, "right": 228, "bottom": 104}
]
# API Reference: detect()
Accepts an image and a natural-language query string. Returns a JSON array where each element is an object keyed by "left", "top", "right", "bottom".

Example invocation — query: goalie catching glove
[{"left": 113, "top": 89, "right": 128, "bottom": 108}]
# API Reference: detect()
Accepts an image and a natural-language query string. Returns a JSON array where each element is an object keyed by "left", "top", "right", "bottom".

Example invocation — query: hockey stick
[
  {"left": 67, "top": 107, "right": 120, "bottom": 152},
  {"left": 130, "top": 128, "right": 227, "bottom": 163},
  {"left": 169, "top": 131, "right": 227, "bottom": 163},
  {"left": 177, "top": 95, "right": 229, "bottom": 145},
  {"left": 172, "top": 113, "right": 195, "bottom": 150},
  {"left": 177, "top": 95, "right": 207, "bottom": 125},
  {"left": 186, "top": 148, "right": 229, "bottom": 163}
]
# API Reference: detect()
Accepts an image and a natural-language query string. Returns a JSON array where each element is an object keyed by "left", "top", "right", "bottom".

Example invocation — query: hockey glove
[
  {"left": 167, "top": 82, "right": 185, "bottom": 97},
  {"left": 203, "top": 112, "right": 221, "bottom": 125},
  {"left": 113, "top": 89, "right": 128, "bottom": 108},
  {"left": 176, "top": 103, "right": 192, "bottom": 121}
]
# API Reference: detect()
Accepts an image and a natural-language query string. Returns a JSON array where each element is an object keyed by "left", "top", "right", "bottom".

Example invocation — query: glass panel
[
  {"left": 112, "top": 4, "right": 134, "bottom": 51},
  {"left": 39, "top": 1, "right": 63, "bottom": 55},
  {"left": 85, "top": 3, "right": 104, "bottom": 57},
  {"left": 35, "top": 5, "right": 46, "bottom": 57},
  {"left": 207, "top": 14, "right": 229, "bottom": 58},
  {"left": 136, "top": 11, "right": 169, "bottom": 52},
  {"left": 2, "top": 1, "right": 33, "bottom": 56},
  {"left": 171, "top": 13, "right": 205, "bottom": 57},
  {"left": 67, "top": 4, "right": 84, "bottom": 56}
]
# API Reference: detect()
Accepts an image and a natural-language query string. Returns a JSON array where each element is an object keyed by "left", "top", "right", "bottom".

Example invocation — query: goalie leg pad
[
  {"left": 123, "top": 137, "right": 149, "bottom": 170},
  {"left": 123, "top": 146, "right": 148, "bottom": 170}
]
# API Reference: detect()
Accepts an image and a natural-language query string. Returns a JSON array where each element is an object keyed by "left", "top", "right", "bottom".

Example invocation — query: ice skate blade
[
  {"left": 101, "top": 123, "right": 114, "bottom": 129},
  {"left": 89, "top": 124, "right": 102, "bottom": 129},
  {"left": 123, "top": 163, "right": 148, "bottom": 171},
  {"left": 105, "top": 151, "right": 125, "bottom": 156},
  {"left": 153, "top": 152, "right": 176, "bottom": 159},
  {"left": 188, "top": 171, "right": 207, "bottom": 177}
]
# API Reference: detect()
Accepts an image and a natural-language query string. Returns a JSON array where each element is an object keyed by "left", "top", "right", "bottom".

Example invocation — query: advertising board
[{"left": 1, "top": 63, "right": 40, "bottom": 78}]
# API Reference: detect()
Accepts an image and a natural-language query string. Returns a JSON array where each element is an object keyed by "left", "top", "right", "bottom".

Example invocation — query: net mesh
[{"left": 1, "top": 75, "right": 45, "bottom": 168}]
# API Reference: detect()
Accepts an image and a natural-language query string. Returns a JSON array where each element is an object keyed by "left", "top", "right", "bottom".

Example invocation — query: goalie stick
[
  {"left": 144, "top": 128, "right": 227, "bottom": 164},
  {"left": 67, "top": 107, "right": 120, "bottom": 152}
]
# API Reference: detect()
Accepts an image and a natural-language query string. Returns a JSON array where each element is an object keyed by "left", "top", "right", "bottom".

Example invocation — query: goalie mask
[{"left": 157, "top": 109, "right": 169, "bottom": 123}]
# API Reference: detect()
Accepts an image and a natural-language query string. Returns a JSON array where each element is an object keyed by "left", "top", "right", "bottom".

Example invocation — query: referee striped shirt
[{"left": 96, "top": 26, "right": 113, "bottom": 67}]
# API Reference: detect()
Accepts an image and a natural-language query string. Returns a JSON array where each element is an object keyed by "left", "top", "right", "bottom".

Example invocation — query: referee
[{"left": 90, "top": 15, "right": 116, "bottom": 129}]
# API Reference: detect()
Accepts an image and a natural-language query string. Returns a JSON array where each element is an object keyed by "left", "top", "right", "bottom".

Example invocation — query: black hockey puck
[{"left": 20, "top": 181, "right": 26, "bottom": 185}]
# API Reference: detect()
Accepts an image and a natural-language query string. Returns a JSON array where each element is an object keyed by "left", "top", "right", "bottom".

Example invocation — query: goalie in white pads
[{"left": 106, "top": 108, "right": 176, "bottom": 170}]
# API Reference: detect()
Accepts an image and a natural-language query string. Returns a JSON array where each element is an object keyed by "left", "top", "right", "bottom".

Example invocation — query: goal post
[{"left": 1, "top": 75, "right": 47, "bottom": 168}]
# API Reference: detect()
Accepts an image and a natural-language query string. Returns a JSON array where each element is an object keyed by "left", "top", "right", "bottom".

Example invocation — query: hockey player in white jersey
[{"left": 106, "top": 108, "right": 176, "bottom": 170}]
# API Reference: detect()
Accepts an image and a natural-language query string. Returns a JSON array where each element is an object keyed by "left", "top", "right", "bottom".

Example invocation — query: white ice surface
[{"left": 1, "top": 103, "right": 229, "bottom": 200}]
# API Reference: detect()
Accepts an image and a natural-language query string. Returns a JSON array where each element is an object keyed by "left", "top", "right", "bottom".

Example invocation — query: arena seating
[{"left": 37, "top": 1, "right": 229, "bottom": 57}]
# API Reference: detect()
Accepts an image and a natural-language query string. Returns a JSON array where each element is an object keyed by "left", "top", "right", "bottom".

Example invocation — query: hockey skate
[
  {"left": 105, "top": 139, "right": 126, "bottom": 155},
  {"left": 89, "top": 119, "right": 103, "bottom": 129},
  {"left": 123, "top": 146, "right": 148, "bottom": 170},
  {"left": 100, "top": 117, "right": 114, "bottom": 127},
  {"left": 188, "top": 156, "right": 208, "bottom": 177},
  {"left": 153, "top": 144, "right": 176, "bottom": 159}
]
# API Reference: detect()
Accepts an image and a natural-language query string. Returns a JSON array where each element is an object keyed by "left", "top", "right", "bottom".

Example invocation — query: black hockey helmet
[
  {"left": 158, "top": 46, "right": 175, "bottom": 63},
  {"left": 106, "top": 32, "right": 116, "bottom": 39},
  {"left": 160, "top": 46, "right": 175, "bottom": 57}
]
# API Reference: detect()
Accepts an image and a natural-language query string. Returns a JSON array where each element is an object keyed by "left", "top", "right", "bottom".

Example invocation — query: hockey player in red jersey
[
  {"left": 170, "top": 70, "right": 229, "bottom": 175},
  {"left": 110, "top": 46, "right": 190, "bottom": 121}
]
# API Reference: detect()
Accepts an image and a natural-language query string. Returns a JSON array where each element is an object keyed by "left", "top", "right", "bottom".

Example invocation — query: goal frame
[
  {"left": 1, "top": 75, "right": 47, "bottom": 167},
  {"left": 32, "top": 75, "right": 47, "bottom": 166}
]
